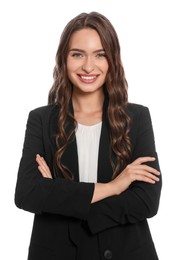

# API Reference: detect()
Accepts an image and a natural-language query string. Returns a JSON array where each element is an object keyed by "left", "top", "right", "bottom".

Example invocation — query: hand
[
  {"left": 36, "top": 154, "right": 53, "bottom": 179},
  {"left": 110, "top": 157, "right": 160, "bottom": 195}
]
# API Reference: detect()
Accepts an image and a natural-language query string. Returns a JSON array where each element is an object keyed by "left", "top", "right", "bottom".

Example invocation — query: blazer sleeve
[
  {"left": 14, "top": 108, "right": 94, "bottom": 219},
  {"left": 86, "top": 106, "right": 162, "bottom": 234}
]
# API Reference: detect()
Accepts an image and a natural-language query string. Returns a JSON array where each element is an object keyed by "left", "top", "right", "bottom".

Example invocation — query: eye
[
  {"left": 96, "top": 52, "right": 107, "bottom": 58},
  {"left": 71, "top": 52, "right": 83, "bottom": 58}
]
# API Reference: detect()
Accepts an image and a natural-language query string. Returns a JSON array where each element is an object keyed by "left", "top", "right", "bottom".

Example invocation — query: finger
[
  {"left": 36, "top": 154, "right": 43, "bottom": 165},
  {"left": 38, "top": 166, "right": 48, "bottom": 178},
  {"left": 135, "top": 174, "right": 156, "bottom": 184},
  {"left": 131, "top": 157, "right": 156, "bottom": 166},
  {"left": 126, "top": 164, "right": 160, "bottom": 177},
  {"left": 132, "top": 165, "right": 160, "bottom": 181},
  {"left": 39, "top": 157, "right": 50, "bottom": 172},
  {"left": 36, "top": 155, "right": 52, "bottom": 178},
  {"left": 132, "top": 164, "right": 160, "bottom": 176},
  {"left": 36, "top": 156, "right": 47, "bottom": 173},
  {"left": 135, "top": 170, "right": 160, "bottom": 182},
  {"left": 36, "top": 155, "right": 48, "bottom": 171},
  {"left": 140, "top": 165, "right": 160, "bottom": 176},
  {"left": 36, "top": 154, "right": 45, "bottom": 165},
  {"left": 38, "top": 163, "right": 49, "bottom": 177},
  {"left": 38, "top": 164, "right": 52, "bottom": 179}
]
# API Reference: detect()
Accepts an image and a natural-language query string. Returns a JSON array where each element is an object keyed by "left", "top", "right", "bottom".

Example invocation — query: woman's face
[{"left": 67, "top": 28, "right": 109, "bottom": 95}]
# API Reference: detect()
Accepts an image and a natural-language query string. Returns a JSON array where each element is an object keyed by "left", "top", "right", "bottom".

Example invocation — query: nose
[{"left": 82, "top": 57, "right": 94, "bottom": 73}]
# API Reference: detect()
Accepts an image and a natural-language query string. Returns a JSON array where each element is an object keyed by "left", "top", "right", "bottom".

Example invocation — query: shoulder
[
  {"left": 127, "top": 103, "right": 153, "bottom": 133},
  {"left": 25, "top": 105, "right": 60, "bottom": 135},
  {"left": 28, "top": 104, "right": 59, "bottom": 120},
  {"left": 26, "top": 105, "right": 60, "bottom": 130},
  {"left": 127, "top": 102, "right": 151, "bottom": 120},
  {"left": 127, "top": 103, "right": 154, "bottom": 141},
  {"left": 127, "top": 102, "right": 149, "bottom": 113},
  {"left": 29, "top": 104, "right": 58, "bottom": 115}
]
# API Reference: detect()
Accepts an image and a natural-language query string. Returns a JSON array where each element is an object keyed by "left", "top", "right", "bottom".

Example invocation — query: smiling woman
[
  {"left": 14, "top": 11, "right": 162, "bottom": 260},
  {"left": 67, "top": 29, "right": 109, "bottom": 94}
]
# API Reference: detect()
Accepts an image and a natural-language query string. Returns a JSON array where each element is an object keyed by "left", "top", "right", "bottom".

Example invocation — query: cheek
[
  {"left": 102, "top": 63, "right": 109, "bottom": 75},
  {"left": 105, "top": 64, "right": 109, "bottom": 73},
  {"left": 67, "top": 57, "right": 82, "bottom": 72},
  {"left": 96, "top": 60, "right": 109, "bottom": 73},
  {"left": 66, "top": 63, "right": 78, "bottom": 83},
  {"left": 66, "top": 58, "right": 72, "bottom": 73}
]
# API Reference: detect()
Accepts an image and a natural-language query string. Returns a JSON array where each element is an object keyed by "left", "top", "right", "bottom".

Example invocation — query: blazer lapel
[
  {"left": 61, "top": 101, "right": 80, "bottom": 182},
  {"left": 97, "top": 101, "right": 114, "bottom": 183},
  {"left": 62, "top": 136, "right": 79, "bottom": 182}
]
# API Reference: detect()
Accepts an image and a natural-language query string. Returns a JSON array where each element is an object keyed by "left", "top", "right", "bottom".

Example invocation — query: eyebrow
[{"left": 69, "top": 48, "right": 105, "bottom": 53}]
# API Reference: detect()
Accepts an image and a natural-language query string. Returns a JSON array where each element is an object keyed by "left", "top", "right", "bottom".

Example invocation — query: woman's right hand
[
  {"left": 36, "top": 154, "right": 53, "bottom": 179},
  {"left": 110, "top": 157, "right": 160, "bottom": 195}
]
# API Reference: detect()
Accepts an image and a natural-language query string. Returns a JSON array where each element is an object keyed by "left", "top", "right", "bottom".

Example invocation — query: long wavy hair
[{"left": 48, "top": 12, "right": 131, "bottom": 180}]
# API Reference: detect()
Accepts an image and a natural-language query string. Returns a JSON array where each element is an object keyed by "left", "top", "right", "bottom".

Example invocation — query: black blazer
[{"left": 15, "top": 102, "right": 162, "bottom": 260}]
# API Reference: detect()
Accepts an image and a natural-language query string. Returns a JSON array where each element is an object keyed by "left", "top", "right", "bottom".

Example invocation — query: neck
[{"left": 72, "top": 90, "right": 104, "bottom": 113}]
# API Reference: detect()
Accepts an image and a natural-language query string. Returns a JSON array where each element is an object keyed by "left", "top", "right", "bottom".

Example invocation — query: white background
[{"left": 0, "top": 0, "right": 175, "bottom": 259}]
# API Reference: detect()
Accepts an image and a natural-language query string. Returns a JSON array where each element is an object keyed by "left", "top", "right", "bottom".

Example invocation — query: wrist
[
  {"left": 104, "top": 182, "right": 116, "bottom": 197},
  {"left": 91, "top": 182, "right": 116, "bottom": 204},
  {"left": 108, "top": 179, "right": 122, "bottom": 196}
]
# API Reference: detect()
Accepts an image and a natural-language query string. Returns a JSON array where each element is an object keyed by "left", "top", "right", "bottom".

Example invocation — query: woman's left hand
[{"left": 36, "top": 154, "right": 53, "bottom": 179}]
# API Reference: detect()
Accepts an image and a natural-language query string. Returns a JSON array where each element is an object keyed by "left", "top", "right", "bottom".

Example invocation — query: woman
[{"left": 15, "top": 12, "right": 162, "bottom": 260}]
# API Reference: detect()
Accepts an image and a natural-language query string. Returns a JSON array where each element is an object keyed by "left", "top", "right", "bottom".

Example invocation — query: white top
[{"left": 76, "top": 121, "right": 102, "bottom": 183}]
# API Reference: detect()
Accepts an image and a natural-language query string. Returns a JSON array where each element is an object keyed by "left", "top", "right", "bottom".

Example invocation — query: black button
[{"left": 104, "top": 250, "right": 112, "bottom": 259}]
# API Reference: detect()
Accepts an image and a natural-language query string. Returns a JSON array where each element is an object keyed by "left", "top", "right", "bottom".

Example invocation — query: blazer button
[{"left": 104, "top": 250, "right": 112, "bottom": 259}]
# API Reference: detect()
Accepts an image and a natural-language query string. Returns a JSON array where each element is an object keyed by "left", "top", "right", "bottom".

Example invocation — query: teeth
[{"left": 81, "top": 76, "right": 96, "bottom": 80}]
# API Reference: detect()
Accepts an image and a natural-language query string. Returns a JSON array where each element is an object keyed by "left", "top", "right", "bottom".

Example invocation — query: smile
[{"left": 78, "top": 74, "right": 99, "bottom": 83}]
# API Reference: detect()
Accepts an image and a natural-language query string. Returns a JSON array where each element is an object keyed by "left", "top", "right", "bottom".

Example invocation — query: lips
[{"left": 78, "top": 74, "right": 99, "bottom": 84}]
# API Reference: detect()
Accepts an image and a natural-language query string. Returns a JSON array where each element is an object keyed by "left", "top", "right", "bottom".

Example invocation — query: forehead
[{"left": 69, "top": 28, "right": 103, "bottom": 50}]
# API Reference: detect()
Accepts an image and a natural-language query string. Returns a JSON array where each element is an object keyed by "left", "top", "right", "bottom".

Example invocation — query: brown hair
[{"left": 48, "top": 12, "right": 131, "bottom": 179}]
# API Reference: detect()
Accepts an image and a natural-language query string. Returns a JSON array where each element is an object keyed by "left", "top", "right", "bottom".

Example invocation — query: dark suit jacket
[{"left": 15, "top": 102, "right": 162, "bottom": 260}]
